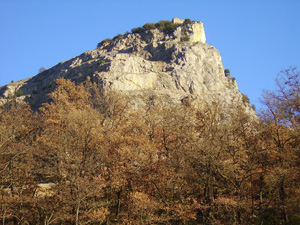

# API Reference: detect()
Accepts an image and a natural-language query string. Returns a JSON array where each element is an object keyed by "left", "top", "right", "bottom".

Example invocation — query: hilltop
[{"left": 0, "top": 18, "right": 252, "bottom": 114}]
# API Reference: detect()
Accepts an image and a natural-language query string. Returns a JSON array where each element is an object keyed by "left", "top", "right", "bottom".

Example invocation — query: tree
[
  {"left": 0, "top": 102, "right": 40, "bottom": 224},
  {"left": 259, "top": 67, "right": 300, "bottom": 224},
  {"left": 2, "top": 71, "right": 300, "bottom": 224},
  {"left": 37, "top": 78, "right": 110, "bottom": 224},
  {"left": 261, "top": 67, "right": 300, "bottom": 128}
]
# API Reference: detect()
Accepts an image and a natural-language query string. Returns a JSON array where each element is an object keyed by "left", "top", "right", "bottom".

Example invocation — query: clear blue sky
[{"left": 1, "top": 0, "right": 299, "bottom": 109}]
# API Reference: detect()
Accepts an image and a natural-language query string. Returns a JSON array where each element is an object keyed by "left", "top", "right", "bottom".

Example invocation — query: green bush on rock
[
  {"left": 155, "top": 20, "right": 180, "bottom": 34},
  {"left": 131, "top": 27, "right": 144, "bottom": 34},
  {"left": 98, "top": 60, "right": 106, "bottom": 65},
  {"left": 16, "top": 90, "right": 23, "bottom": 97},
  {"left": 97, "top": 38, "right": 112, "bottom": 48},
  {"left": 143, "top": 23, "right": 156, "bottom": 30},
  {"left": 224, "top": 69, "right": 231, "bottom": 76},
  {"left": 183, "top": 18, "right": 192, "bottom": 25}
]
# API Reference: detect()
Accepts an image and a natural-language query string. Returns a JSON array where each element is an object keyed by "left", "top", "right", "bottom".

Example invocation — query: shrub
[
  {"left": 155, "top": 20, "right": 168, "bottom": 30},
  {"left": 49, "top": 81, "right": 52, "bottom": 88},
  {"left": 181, "top": 28, "right": 188, "bottom": 36},
  {"left": 97, "top": 38, "right": 112, "bottom": 48},
  {"left": 164, "top": 22, "right": 180, "bottom": 33},
  {"left": 183, "top": 18, "right": 192, "bottom": 25},
  {"left": 131, "top": 27, "right": 144, "bottom": 34},
  {"left": 155, "top": 20, "right": 180, "bottom": 34},
  {"left": 180, "top": 35, "right": 190, "bottom": 42},
  {"left": 98, "top": 60, "right": 106, "bottom": 65},
  {"left": 180, "top": 28, "right": 190, "bottom": 42},
  {"left": 32, "top": 87, "right": 38, "bottom": 94},
  {"left": 16, "top": 90, "right": 23, "bottom": 97},
  {"left": 143, "top": 23, "right": 156, "bottom": 30},
  {"left": 113, "top": 34, "right": 123, "bottom": 41},
  {"left": 224, "top": 69, "right": 231, "bottom": 76}
]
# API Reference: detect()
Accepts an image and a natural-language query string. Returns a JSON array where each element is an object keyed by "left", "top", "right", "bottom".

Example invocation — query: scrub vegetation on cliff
[{"left": 98, "top": 18, "right": 193, "bottom": 48}]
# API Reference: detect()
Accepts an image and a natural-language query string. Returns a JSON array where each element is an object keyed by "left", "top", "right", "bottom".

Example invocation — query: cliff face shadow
[
  {"left": 144, "top": 43, "right": 175, "bottom": 62},
  {"left": 17, "top": 67, "right": 92, "bottom": 110}
]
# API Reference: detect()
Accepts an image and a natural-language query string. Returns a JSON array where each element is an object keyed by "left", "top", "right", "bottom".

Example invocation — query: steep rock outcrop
[{"left": 0, "top": 18, "right": 251, "bottom": 113}]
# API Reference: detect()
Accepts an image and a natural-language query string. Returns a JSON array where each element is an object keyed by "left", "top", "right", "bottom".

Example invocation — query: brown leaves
[{"left": 1, "top": 75, "right": 300, "bottom": 224}]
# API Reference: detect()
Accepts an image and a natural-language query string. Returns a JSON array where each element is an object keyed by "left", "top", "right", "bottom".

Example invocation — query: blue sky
[{"left": 1, "top": 0, "right": 299, "bottom": 109}]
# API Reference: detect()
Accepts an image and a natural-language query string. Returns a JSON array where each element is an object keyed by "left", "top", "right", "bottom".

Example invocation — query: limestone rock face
[
  {"left": 0, "top": 18, "right": 252, "bottom": 114},
  {"left": 173, "top": 21, "right": 206, "bottom": 43}
]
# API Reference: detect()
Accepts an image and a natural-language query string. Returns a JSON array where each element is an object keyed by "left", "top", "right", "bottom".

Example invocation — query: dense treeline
[{"left": 1, "top": 68, "right": 300, "bottom": 224}]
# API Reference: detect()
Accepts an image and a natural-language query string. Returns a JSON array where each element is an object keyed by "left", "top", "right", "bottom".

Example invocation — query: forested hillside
[{"left": 1, "top": 68, "right": 300, "bottom": 224}]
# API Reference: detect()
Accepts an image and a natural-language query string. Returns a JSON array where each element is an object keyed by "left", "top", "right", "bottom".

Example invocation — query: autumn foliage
[{"left": 1, "top": 69, "right": 300, "bottom": 224}]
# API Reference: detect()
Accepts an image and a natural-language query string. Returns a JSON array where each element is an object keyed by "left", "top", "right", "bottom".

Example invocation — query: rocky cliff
[{"left": 0, "top": 18, "right": 251, "bottom": 113}]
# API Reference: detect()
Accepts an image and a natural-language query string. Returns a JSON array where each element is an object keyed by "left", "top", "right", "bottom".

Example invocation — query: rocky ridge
[{"left": 0, "top": 18, "right": 251, "bottom": 113}]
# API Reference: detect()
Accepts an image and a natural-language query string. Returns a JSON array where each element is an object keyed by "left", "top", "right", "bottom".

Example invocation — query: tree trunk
[
  {"left": 76, "top": 200, "right": 80, "bottom": 225},
  {"left": 279, "top": 180, "right": 288, "bottom": 224}
]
